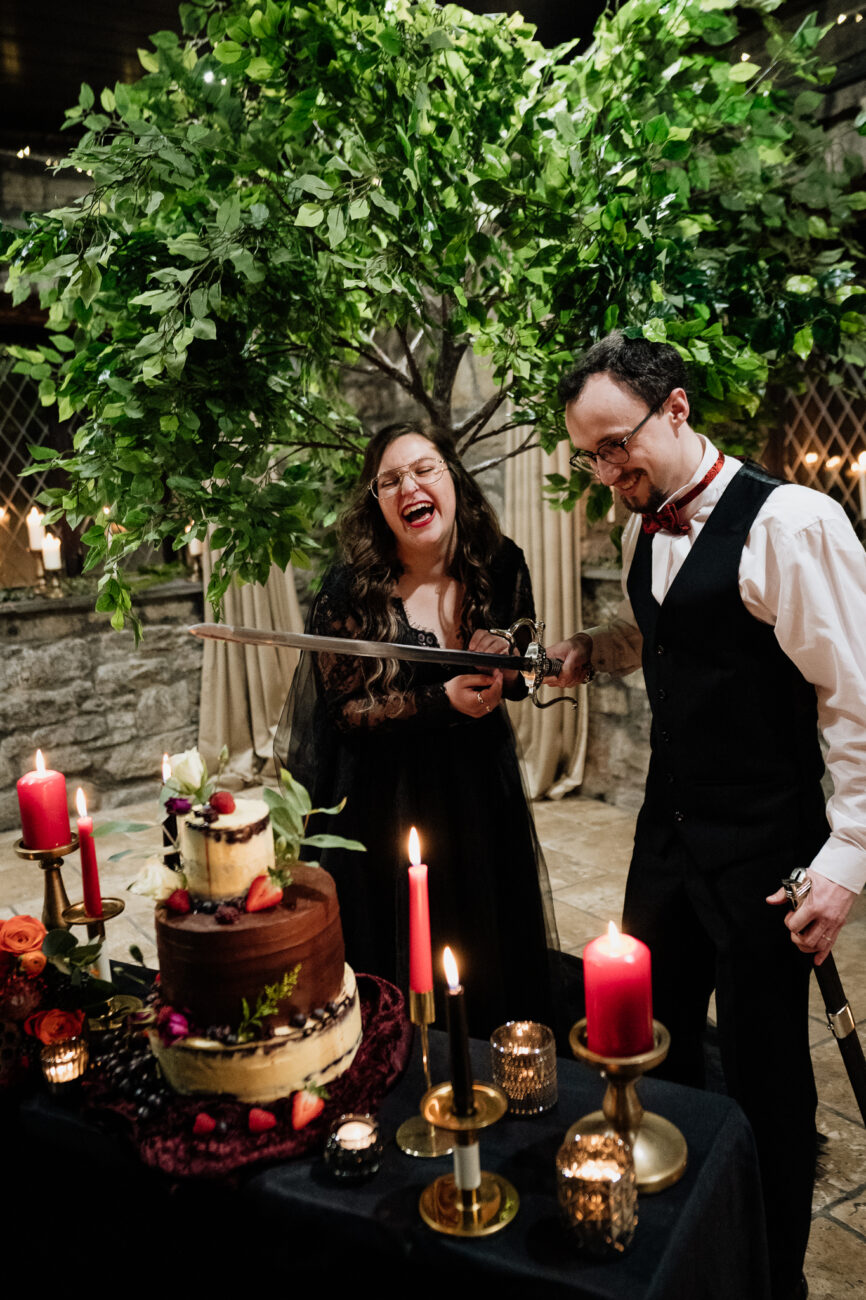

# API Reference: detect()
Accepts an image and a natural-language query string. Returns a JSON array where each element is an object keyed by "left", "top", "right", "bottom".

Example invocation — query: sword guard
[
  {"left": 781, "top": 867, "right": 812, "bottom": 911},
  {"left": 488, "top": 618, "right": 578, "bottom": 712}
]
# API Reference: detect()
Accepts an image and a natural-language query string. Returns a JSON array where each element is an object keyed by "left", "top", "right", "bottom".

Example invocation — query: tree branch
[
  {"left": 469, "top": 430, "right": 540, "bottom": 475},
  {"left": 454, "top": 383, "right": 514, "bottom": 447}
]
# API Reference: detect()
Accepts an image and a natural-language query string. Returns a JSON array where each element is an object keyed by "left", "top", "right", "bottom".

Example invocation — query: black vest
[{"left": 626, "top": 463, "right": 829, "bottom": 871}]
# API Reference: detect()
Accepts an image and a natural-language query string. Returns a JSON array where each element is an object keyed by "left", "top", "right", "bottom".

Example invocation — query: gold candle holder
[
  {"left": 418, "top": 1081, "right": 518, "bottom": 1237},
  {"left": 62, "top": 897, "right": 125, "bottom": 983},
  {"left": 40, "top": 1036, "right": 89, "bottom": 1094},
  {"left": 396, "top": 989, "right": 453, "bottom": 1158},
  {"left": 568, "top": 1018, "right": 687, "bottom": 1193},
  {"left": 15, "top": 835, "right": 79, "bottom": 931}
]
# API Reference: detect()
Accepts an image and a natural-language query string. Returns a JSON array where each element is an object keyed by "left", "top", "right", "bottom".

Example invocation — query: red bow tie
[{"left": 641, "top": 453, "right": 725, "bottom": 536}]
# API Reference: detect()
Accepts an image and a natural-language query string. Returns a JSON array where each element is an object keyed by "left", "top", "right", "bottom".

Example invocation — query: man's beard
[{"left": 619, "top": 481, "right": 667, "bottom": 516}]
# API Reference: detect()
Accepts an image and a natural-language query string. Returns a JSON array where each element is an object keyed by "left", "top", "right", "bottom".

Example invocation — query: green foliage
[
  {"left": 2, "top": 0, "right": 864, "bottom": 621},
  {"left": 264, "top": 767, "right": 366, "bottom": 867},
  {"left": 238, "top": 964, "right": 300, "bottom": 1041}
]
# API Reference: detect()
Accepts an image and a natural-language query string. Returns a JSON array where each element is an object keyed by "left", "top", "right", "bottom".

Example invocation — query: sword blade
[{"left": 188, "top": 623, "right": 533, "bottom": 673}]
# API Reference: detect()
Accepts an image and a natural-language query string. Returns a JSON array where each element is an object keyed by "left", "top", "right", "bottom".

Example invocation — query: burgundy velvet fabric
[{"left": 84, "top": 975, "right": 412, "bottom": 1180}]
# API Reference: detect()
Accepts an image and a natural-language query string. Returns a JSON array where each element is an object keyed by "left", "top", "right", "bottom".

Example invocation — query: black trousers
[{"left": 622, "top": 825, "right": 817, "bottom": 1300}]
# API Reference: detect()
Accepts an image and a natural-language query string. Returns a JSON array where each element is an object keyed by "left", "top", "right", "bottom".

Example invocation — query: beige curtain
[
  {"left": 198, "top": 544, "right": 304, "bottom": 786},
  {"left": 503, "top": 435, "right": 588, "bottom": 799}
]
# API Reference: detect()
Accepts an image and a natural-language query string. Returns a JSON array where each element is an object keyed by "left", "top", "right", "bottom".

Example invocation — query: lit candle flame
[
  {"left": 443, "top": 945, "right": 460, "bottom": 991},
  {"left": 606, "top": 920, "right": 625, "bottom": 955},
  {"left": 408, "top": 826, "right": 421, "bottom": 867},
  {"left": 35, "top": 749, "right": 46, "bottom": 774},
  {"left": 75, "top": 788, "right": 88, "bottom": 819},
  {"left": 162, "top": 753, "right": 171, "bottom": 783}
]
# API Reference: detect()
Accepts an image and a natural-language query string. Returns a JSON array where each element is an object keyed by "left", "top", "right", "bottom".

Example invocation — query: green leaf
[
  {"left": 301, "top": 833, "right": 366, "bottom": 851},
  {"left": 793, "top": 326, "right": 813, "bottom": 360},
  {"left": 729, "top": 62, "right": 760, "bottom": 82},
  {"left": 295, "top": 203, "right": 324, "bottom": 227}
]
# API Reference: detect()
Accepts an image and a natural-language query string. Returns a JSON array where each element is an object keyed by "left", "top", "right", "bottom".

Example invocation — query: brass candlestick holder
[
  {"left": 568, "top": 1018, "right": 687, "bottom": 1194},
  {"left": 397, "top": 990, "right": 453, "bottom": 1158},
  {"left": 419, "top": 1080, "right": 518, "bottom": 1237},
  {"left": 15, "top": 835, "right": 79, "bottom": 931},
  {"left": 62, "top": 897, "right": 125, "bottom": 983}
]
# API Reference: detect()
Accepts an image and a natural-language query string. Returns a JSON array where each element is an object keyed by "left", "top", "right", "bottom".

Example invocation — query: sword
[
  {"left": 783, "top": 867, "right": 866, "bottom": 1125},
  {"left": 189, "top": 617, "right": 578, "bottom": 711}
]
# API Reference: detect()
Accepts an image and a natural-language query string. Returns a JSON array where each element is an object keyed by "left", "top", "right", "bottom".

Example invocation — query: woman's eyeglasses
[{"left": 369, "top": 457, "right": 447, "bottom": 499}]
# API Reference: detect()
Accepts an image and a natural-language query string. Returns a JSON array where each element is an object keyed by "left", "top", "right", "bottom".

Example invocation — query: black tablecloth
[{"left": 11, "top": 1026, "right": 771, "bottom": 1298}]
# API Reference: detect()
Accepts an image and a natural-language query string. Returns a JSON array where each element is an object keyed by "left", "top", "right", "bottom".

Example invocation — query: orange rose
[
  {"left": 20, "top": 950, "right": 47, "bottom": 978},
  {"left": 24, "top": 1008, "right": 85, "bottom": 1045},
  {"left": 0, "top": 915, "right": 47, "bottom": 954}
]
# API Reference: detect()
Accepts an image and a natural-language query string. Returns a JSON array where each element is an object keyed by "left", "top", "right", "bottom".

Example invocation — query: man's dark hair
[{"left": 558, "top": 331, "right": 690, "bottom": 411}]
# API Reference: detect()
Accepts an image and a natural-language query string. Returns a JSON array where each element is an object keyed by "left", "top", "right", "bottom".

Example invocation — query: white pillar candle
[
  {"left": 42, "top": 533, "right": 62, "bottom": 571},
  {"left": 26, "top": 507, "right": 45, "bottom": 550}
]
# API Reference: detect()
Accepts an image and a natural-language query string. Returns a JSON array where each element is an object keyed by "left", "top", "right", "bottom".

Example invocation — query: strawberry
[
  {"left": 209, "top": 790, "right": 236, "bottom": 815},
  {"left": 245, "top": 875, "right": 283, "bottom": 913},
  {"left": 248, "top": 1107, "right": 277, "bottom": 1133},
  {"left": 166, "top": 889, "right": 191, "bottom": 914},
  {"left": 291, "top": 1088, "right": 326, "bottom": 1130},
  {"left": 193, "top": 1112, "right": 217, "bottom": 1135}
]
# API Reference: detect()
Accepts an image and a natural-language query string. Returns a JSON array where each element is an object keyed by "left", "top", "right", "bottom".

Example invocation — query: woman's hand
[
  {"left": 445, "top": 670, "right": 503, "bottom": 718},
  {"left": 467, "top": 629, "right": 518, "bottom": 687}
]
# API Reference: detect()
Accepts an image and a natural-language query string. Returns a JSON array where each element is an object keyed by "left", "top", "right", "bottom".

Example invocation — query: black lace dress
[{"left": 276, "top": 538, "right": 559, "bottom": 1038}]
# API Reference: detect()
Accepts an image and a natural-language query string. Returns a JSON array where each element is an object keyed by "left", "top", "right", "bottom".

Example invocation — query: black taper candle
[{"left": 443, "top": 946, "right": 475, "bottom": 1118}]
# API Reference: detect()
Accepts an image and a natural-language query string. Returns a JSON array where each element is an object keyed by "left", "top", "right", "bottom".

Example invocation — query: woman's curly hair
[{"left": 336, "top": 422, "right": 503, "bottom": 700}]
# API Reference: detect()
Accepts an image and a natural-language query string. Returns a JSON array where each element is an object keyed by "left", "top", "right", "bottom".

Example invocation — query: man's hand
[
  {"left": 766, "top": 873, "right": 858, "bottom": 966},
  {"left": 544, "top": 633, "right": 593, "bottom": 688}
]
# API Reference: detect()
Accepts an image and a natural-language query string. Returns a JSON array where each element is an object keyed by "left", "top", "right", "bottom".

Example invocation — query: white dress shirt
[{"left": 587, "top": 437, "right": 866, "bottom": 895}]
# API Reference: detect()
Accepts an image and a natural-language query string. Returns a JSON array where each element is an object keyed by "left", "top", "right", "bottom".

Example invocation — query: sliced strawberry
[
  {"left": 248, "top": 1107, "right": 277, "bottom": 1133},
  {"left": 209, "top": 790, "right": 236, "bottom": 815},
  {"left": 193, "top": 1112, "right": 216, "bottom": 1135},
  {"left": 291, "top": 1088, "right": 325, "bottom": 1130},
  {"left": 245, "top": 874, "right": 283, "bottom": 913},
  {"left": 166, "top": 889, "right": 191, "bottom": 914}
]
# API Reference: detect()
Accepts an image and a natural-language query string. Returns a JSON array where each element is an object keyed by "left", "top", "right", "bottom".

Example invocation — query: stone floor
[{"left": 2, "top": 791, "right": 864, "bottom": 1292}]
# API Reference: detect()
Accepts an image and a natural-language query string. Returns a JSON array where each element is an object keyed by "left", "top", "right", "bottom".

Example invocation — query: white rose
[
  {"left": 128, "top": 856, "right": 187, "bottom": 901},
  {"left": 169, "top": 748, "right": 206, "bottom": 794}
]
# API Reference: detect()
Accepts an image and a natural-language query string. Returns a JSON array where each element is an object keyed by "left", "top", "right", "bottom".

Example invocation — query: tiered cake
[{"left": 149, "top": 795, "right": 362, "bottom": 1104}]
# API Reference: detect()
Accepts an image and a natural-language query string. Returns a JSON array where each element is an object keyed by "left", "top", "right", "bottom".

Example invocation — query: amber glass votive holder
[
  {"left": 490, "top": 1020, "right": 558, "bottom": 1116},
  {"left": 40, "top": 1036, "right": 89, "bottom": 1096},
  {"left": 556, "top": 1131, "right": 637, "bottom": 1256}
]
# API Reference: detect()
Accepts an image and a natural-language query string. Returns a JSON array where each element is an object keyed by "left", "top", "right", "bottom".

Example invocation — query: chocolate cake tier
[{"left": 155, "top": 865, "right": 345, "bottom": 1029}]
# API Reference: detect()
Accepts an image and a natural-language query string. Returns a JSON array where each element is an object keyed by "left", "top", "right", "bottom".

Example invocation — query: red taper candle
[{"left": 408, "top": 827, "right": 433, "bottom": 993}]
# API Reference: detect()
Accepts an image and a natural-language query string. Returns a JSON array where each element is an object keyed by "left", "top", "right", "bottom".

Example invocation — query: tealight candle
[{"left": 324, "top": 1113, "right": 382, "bottom": 1180}]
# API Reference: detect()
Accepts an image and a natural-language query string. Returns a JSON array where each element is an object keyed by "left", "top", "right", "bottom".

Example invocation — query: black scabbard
[{"left": 814, "top": 956, "right": 866, "bottom": 1126}]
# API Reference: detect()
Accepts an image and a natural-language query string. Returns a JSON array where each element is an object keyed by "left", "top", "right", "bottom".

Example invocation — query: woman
[{"left": 279, "top": 423, "right": 559, "bottom": 1037}]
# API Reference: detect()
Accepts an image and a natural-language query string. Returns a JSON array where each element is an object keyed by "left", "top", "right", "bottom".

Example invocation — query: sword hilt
[{"left": 488, "top": 619, "right": 577, "bottom": 712}]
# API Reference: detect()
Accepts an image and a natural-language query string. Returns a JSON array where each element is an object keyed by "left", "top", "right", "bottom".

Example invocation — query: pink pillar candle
[
  {"left": 584, "top": 923, "right": 653, "bottom": 1058},
  {"left": 17, "top": 750, "right": 72, "bottom": 850},
  {"left": 75, "top": 789, "right": 103, "bottom": 918},
  {"left": 408, "top": 827, "right": 433, "bottom": 993}
]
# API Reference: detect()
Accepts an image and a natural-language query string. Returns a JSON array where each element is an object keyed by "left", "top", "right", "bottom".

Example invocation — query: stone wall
[{"left": 0, "top": 580, "right": 203, "bottom": 830}]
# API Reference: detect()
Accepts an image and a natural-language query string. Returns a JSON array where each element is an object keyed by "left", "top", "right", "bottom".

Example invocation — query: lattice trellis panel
[
  {"left": 783, "top": 365, "right": 866, "bottom": 525},
  {"left": 0, "top": 353, "right": 70, "bottom": 588}
]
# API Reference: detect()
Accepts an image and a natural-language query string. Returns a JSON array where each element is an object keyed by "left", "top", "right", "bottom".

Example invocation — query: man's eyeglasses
[
  {"left": 369, "top": 457, "right": 447, "bottom": 499},
  {"left": 569, "top": 396, "right": 669, "bottom": 475}
]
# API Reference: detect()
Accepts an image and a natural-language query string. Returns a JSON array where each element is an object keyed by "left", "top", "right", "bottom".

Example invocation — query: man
[{"left": 547, "top": 332, "right": 866, "bottom": 1300}]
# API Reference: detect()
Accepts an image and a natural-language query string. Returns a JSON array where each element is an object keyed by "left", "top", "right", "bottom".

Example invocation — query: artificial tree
[{"left": 2, "top": 0, "right": 864, "bottom": 631}]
